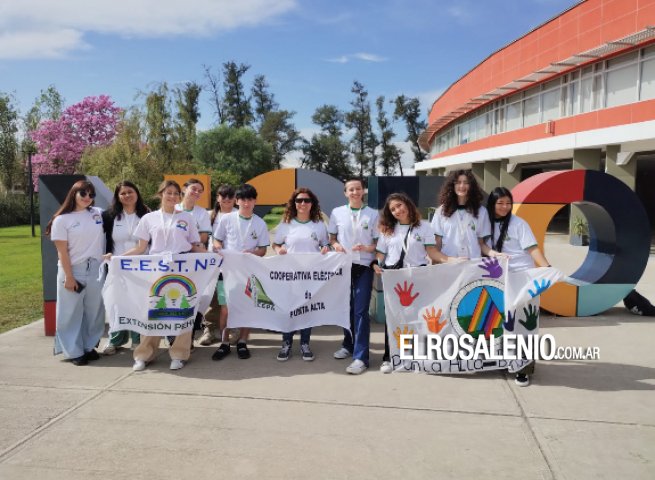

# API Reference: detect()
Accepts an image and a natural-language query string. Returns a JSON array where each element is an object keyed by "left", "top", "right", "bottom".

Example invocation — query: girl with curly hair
[{"left": 272, "top": 187, "right": 329, "bottom": 361}]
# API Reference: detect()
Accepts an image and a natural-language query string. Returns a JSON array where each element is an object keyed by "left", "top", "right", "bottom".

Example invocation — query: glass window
[
  {"left": 607, "top": 51, "right": 638, "bottom": 69},
  {"left": 569, "top": 81, "right": 579, "bottom": 115},
  {"left": 506, "top": 102, "right": 522, "bottom": 130},
  {"left": 640, "top": 58, "right": 655, "bottom": 100},
  {"left": 606, "top": 64, "right": 638, "bottom": 107},
  {"left": 475, "top": 113, "right": 489, "bottom": 139},
  {"left": 592, "top": 74, "right": 603, "bottom": 109},
  {"left": 523, "top": 95, "right": 540, "bottom": 126},
  {"left": 644, "top": 45, "right": 655, "bottom": 58},
  {"left": 542, "top": 89, "right": 560, "bottom": 121}
]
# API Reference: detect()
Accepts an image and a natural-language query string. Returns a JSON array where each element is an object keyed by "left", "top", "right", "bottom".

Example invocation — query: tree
[
  {"left": 31, "top": 95, "right": 121, "bottom": 184},
  {"left": 144, "top": 83, "right": 175, "bottom": 173},
  {"left": 375, "top": 96, "right": 403, "bottom": 176},
  {"left": 174, "top": 82, "right": 202, "bottom": 163},
  {"left": 251, "top": 74, "right": 278, "bottom": 126},
  {"left": 259, "top": 110, "right": 300, "bottom": 170},
  {"left": 202, "top": 64, "right": 225, "bottom": 125},
  {"left": 394, "top": 95, "right": 427, "bottom": 164},
  {"left": 345, "top": 81, "right": 377, "bottom": 177},
  {"left": 222, "top": 61, "right": 253, "bottom": 128},
  {"left": 0, "top": 93, "right": 19, "bottom": 191},
  {"left": 22, "top": 85, "right": 64, "bottom": 168},
  {"left": 194, "top": 125, "right": 275, "bottom": 183},
  {"left": 301, "top": 105, "right": 352, "bottom": 181}
]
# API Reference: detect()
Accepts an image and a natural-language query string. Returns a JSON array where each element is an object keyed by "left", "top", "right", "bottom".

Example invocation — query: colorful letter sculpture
[{"left": 512, "top": 170, "right": 650, "bottom": 316}]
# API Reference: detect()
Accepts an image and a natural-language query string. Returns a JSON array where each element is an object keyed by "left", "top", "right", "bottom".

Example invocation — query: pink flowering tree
[{"left": 31, "top": 95, "right": 122, "bottom": 186}]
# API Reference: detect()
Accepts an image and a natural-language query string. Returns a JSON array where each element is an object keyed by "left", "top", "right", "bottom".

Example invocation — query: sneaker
[
  {"left": 198, "top": 327, "right": 218, "bottom": 346},
  {"left": 170, "top": 359, "right": 186, "bottom": 370},
  {"left": 85, "top": 349, "right": 100, "bottom": 361},
  {"left": 380, "top": 361, "right": 393, "bottom": 374},
  {"left": 211, "top": 343, "right": 231, "bottom": 361},
  {"left": 515, "top": 373, "right": 530, "bottom": 387},
  {"left": 71, "top": 355, "right": 88, "bottom": 366},
  {"left": 236, "top": 342, "right": 251, "bottom": 360},
  {"left": 300, "top": 343, "right": 315, "bottom": 362},
  {"left": 333, "top": 347, "right": 352, "bottom": 359},
  {"left": 277, "top": 343, "right": 291, "bottom": 362},
  {"left": 101, "top": 343, "right": 117, "bottom": 355},
  {"left": 346, "top": 359, "right": 368, "bottom": 375},
  {"left": 133, "top": 360, "right": 146, "bottom": 371}
]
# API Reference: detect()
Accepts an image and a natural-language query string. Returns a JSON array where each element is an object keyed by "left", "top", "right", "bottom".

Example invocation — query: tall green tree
[
  {"left": 393, "top": 95, "right": 427, "bottom": 164},
  {"left": 301, "top": 105, "right": 352, "bottom": 181},
  {"left": 144, "top": 83, "right": 175, "bottom": 173},
  {"left": 260, "top": 110, "right": 300, "bottom": 170},
  {"left": 251, "top": 74, "right": 278, "bottom": 126},
  {"left": 0, "top": 93, "right": 19, "bottom": 191},
  {"left": 194, "top": 125, "right": 274, "bottom": 183},
  {"left": 375, "top": 96, "right": 403, "bottom": 176},
  {"left": 22, "top": 85, "right": 64, "bottom": 158},
  {"left": 174, "top": 82, "right": 202, "bottom": 163},
  {"left": 345, "top": 81, "right": 377, "bottom": 177},
  {"left": 222, "top": 61, "right": 253, "bottom": 128},
  {"left": 202, "top": 64, "right": 225, "bottom": 124}
]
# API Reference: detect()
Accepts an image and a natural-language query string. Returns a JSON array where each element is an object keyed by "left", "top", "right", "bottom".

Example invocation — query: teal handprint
[
  {"left": 519, "top": 304, "right": 539, "bottom": 331},
  {"left": 528, "top": 279, "right": 551, "bottom": 298}
]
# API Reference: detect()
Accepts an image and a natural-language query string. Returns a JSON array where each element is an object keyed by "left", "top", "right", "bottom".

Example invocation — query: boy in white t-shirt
[
  {"left": 211, "top": 184, "right": 270, "bottom": 360},
  {"left": 328, "top": 178, "right": 379, "bottom": 375}
]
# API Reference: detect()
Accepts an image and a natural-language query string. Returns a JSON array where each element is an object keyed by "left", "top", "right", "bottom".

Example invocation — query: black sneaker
[
  {"left": 277, "top": 343, "right": 291, "bottom": 362},
  {"left": 212, "top": 343, "right": 231, "bottom": 361},
  {"left": 236, "top": 342, "right": 251, "bottom": 359},
  {"left": 85, "top": 349, "right": 100, "bottom": 361},
  {"left": 71, "top": 355, "right": 88, "bottom": 366},
  {"left": 300, "top": 343, "right": 315, "bottom": 362},
  {"left": 515, "top": 373, "right": 530, "bottom": 387}
]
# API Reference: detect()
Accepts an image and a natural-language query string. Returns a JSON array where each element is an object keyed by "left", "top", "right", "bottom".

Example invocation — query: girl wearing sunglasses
[
  {"left": 46, "top": 180, "right": 106, "bottom": 366},
  {"left": 272, "top": 187, "right": 329, "bottom": 362}
]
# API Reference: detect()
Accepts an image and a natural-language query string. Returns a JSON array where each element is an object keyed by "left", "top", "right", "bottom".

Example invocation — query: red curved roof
[{"left": 423, "top": 0, "right": 655, "bottom": 148}]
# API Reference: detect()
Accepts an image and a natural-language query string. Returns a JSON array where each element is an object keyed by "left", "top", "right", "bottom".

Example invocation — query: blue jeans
[
  {"left": 342, "top": 264, "right": 373, "bottom": 366},
  {"left": 283, "top": 328, "right": 311, "bottom": 345}
]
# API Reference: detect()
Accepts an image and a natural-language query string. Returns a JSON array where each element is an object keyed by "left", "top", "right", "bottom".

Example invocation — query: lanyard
[
  {"left": 455, "top": 209, "right": 471, "bottom": 256},
  {"left": 350, "top": 207, "right": 362, "bottom": 244},
  {"left": 124, "top": 212, "right": 137, "bottom": 239},
  {"left": 159, "top": 209, "right": 176, "bottom": 252},
  {"left": 237, "top": 215, "right": 253, "bottom": 249}
]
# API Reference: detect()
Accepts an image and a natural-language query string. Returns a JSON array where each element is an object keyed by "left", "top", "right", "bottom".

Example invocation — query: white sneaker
[
  {"left": 380, "top": 361, "right": 393, "bottom": 374},
  {"left": 333, "top": 347, "right": 352, "bottom": 359},
  {"left": 346, "top": 359, "right": 368, "bottom": 375},
  {"left": 133, "top": 360, "right": 146, "bottom": 371},
  {"left": 102, "top": 343, "right": 117, "bottom": 355},
  {"left": 170, "top": 359, "right": 186, "bottom": 370}
]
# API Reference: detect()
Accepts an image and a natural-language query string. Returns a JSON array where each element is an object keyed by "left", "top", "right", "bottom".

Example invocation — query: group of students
[{"left": 47, "top": 169, "right": 549, "bottom": 386}]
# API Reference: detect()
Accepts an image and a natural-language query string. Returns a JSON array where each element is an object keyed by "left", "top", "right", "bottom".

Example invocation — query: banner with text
[
  {"left": 220, "top": 251, "right": 351, "bottom": 332},
  {"left": 381, "top": 259, "right": 562, "bottom": 374},
  {"left": 103, "top": 253, "right": 221, "bottom": 336}
]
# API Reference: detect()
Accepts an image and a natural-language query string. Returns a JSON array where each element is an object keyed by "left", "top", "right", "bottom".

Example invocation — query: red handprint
[
  {"left": 394, "top": 281, "right": 419, "bottom": 306},
  {"left": 423, "top": 307, "right": 447, "bottom": 333}
]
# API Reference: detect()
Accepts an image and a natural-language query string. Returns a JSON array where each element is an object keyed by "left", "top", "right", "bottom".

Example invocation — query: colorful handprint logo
[
  {"left": 394, "top": 281, "right": 419, "bottom": 307},
  {"left": 423, "top": 306, "right": 447, "bottom": 333}
]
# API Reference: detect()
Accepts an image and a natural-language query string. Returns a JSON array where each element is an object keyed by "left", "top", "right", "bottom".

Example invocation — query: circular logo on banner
[{"left": 449, "top": 279, "right": 505, "bottom": 340}]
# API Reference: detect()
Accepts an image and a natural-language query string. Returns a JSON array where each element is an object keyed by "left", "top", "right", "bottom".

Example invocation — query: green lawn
[{"left": 0, "top": 225, "right": 43, "bottom": 333}]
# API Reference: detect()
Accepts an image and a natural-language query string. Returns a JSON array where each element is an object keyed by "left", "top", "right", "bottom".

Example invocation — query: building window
[{"left": 640, "top": 58, "right": 655, "bottom": 100}]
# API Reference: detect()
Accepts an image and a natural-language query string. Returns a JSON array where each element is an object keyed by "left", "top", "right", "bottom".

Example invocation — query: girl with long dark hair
[{"left": 46, "top": 180, "right": 105, "bottom": 366}]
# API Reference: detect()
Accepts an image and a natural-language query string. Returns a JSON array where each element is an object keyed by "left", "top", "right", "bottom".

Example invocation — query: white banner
[
  {"left": 220, "top": 251, "right": 351, "bottom": 332},
  {"left": 381, "top": 259, "right": 563, "bottom": 374},
  {"left": 102, "top": 253, "right": 221, "bottom": 336}
]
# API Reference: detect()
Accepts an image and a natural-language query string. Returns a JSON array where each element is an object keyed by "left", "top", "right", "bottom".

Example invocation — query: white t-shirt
[
  {"left": 112, "top": 213, "right": 146, "bottom": 255},
  {"left": 133, "top": 209, "right": 200, "bottom": 254},
  {"left": 176, "top": 203, "right": 212, "bottom": 234},
  {"left": 213, "top": 211, "right": 270, "bottom": 252},
  {"left": 376, "top": 221, "right": 435, "bottom": 268},
  {"left": 273, "top": 219, "right": 329, "bottom": 253},
  {"left": 486, "top": 215, "right": 538, "bottom": 272},
  {"left": 431, "top": 206, "right": 491, "bottom": 259},
  {"left": 50, "top": 207, "right": 105, "bottom": 266},
  {"left": 328, "top": 205, "right": 379, "bottom": 266}
]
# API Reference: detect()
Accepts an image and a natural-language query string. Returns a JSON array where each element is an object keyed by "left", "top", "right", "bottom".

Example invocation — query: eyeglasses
[
  {"left": 295, "top": 198, "right": 313, "bottom": 204},
  {"left": 79, "top": 191, "right": 96, "bottom": 199}
]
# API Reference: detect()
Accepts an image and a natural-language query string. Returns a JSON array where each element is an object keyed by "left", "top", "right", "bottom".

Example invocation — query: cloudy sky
[{"left": 0, "top": 0, "right": 577, "bottom": 170}]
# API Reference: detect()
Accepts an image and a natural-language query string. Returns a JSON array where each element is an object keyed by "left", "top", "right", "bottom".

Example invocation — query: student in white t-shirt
[
  {"left": 101, "top": 181, "right": 150, "bottom": 355},
  {"left": 431, "top": 169, "right": 500, "bottom": 260},
  {"left": 199, "top": 184, "right": 237, "bottom": 346},
  {"left": 175, "top": 178, "right": 213, "bottom": 345},
  {"left": 46, "top": 180, "right": 106, "bottom": 366},
  {"left": 273, "top": 188, "right": 329, "bottom": 362},
  {"left": 373, "top": 192, "right": 456, "bottom": 373},
  {"left": 486, "top": 187, "right": 551, "bottom": 388},
  {"left": 328, "top": 178, "right": 379, "bottom": 375},
  {"left": 120, "top": 180, "right": 205, "bottom": 372},
  {"left": 211, "top": 183, "right": 269, "bottom": 361}
]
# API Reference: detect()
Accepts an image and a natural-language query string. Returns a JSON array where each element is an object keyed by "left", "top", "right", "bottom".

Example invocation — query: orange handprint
[
  {"left": 393, "top": 325, "right": 415, "bottom": 349},
  {"left": 394, "top": 281, "right": 419, "bottom": 306},
  {"left": 423, "top": 306, "right": 447, "bottom": 333}
]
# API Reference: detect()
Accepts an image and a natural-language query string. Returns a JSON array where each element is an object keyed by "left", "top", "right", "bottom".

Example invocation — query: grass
[
  {"left": 0, "top": 225, "right": 43, "bottom": 333},
  {"left": 263, "top": 206, "right": 285, "bottom": 230}
]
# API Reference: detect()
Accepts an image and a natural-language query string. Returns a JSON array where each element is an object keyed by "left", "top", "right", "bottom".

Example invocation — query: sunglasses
[
  {"left": 78, "top": 191, "right": 96, "bottom": 199},
  {"left": 295, "top": 198, "right": 313, "bottom": 204}
]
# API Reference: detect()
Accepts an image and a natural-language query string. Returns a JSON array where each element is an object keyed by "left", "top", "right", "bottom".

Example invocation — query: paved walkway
[{"left": 0, "top": 241, "right": 654, "bottom": 479}]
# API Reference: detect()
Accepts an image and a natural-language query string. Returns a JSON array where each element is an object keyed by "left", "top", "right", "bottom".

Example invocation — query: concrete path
[{"left": 0, "top": 240, "right": 654, "bottom": 479}]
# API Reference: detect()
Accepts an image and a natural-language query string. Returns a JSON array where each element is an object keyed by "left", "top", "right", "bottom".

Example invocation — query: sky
[{"left": 0, "top": 0, "right": 578, "bottom": 171}]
